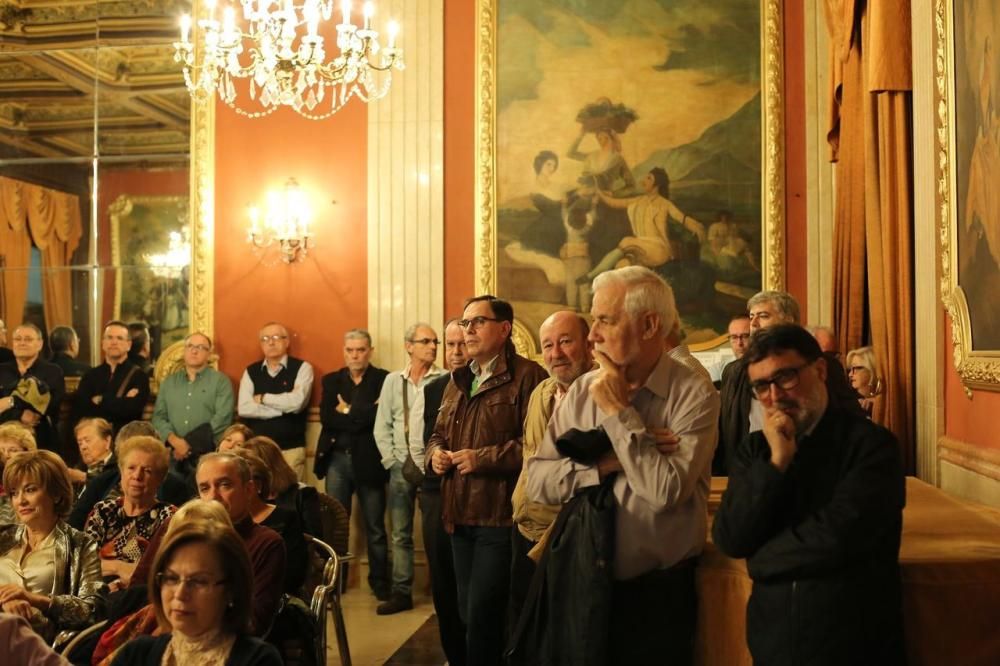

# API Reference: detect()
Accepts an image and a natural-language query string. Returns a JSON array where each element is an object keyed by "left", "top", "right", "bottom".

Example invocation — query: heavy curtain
[
  {"left": 0, "top": 175, "right": 83, "bottom": 329},
  {"left": 825, "top": 0, "right": 915, "bottom": 471}
]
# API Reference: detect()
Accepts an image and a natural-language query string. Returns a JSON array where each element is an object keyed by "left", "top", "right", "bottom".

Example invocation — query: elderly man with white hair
[{"left": 525, "top": 266, "right": 719, "bottom": 664}]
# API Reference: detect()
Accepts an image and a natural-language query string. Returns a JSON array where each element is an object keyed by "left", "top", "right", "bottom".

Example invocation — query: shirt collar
[
  {"left": 641, "top": 351, "right": 673, "bottom": 400},
  {"left": 261, "top": 355, "right": 288, "bottom": 371},
  {"left": 469, "top": 355, "right": 500, "bottom": 377},
  {"left": 401, "top": 363, "right": 444, "bottom": 383}
]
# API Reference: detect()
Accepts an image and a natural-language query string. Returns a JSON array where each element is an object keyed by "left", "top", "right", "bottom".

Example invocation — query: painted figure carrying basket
[{"left": 575, "top": 98, "right": 638, "bottom": 134}]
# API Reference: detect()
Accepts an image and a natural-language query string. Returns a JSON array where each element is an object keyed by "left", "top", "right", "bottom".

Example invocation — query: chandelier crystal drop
[{"left": 174, "top": 0, "right": 404, "bottom": 119}]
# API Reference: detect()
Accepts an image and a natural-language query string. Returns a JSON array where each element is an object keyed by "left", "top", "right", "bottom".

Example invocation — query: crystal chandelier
[
  {"left": 145, "top": 230, "right": 192, "bottom": 278},
  {"left": 175, "top": 0, "right": 404, "bottom": 119},
  {"left": 247, "top": 178, "right": 315, "bottom": 263}
]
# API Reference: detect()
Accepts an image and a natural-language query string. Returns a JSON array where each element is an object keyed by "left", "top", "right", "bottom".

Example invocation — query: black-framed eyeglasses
[
  {"left": 749, "top": 363, "right": 812, "bottom": 399},
  {"left": 260, "top": 335, "right": 288, "bottom": 344},
  {"left": 458, "top": 316, "right": 499, "bottom": 331},
  {"left": 728, "top": 333, "right": 751, "bottom": 343},
  {"left": 847, "top": 365, "right": 866, "bottom": 374},
  {"left": 185, "top": 343, "right": 211, "bottom": 352},
  {"left": 410, "top": 338, "right": 439, "bottom": 346},
  {"left": 156, "top": 572, "right": 226, "bottom": 593}
]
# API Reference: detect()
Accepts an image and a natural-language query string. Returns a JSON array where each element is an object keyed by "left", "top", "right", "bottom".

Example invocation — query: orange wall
[
  {"left": 213, "top": 101, "right": 368, "bottom": 392},
  {"left": 443, "top": 0, "right": 476, "bottom": 319},
  {"left": 943, "top": 311, "right": 1000, "bottom": 450}
]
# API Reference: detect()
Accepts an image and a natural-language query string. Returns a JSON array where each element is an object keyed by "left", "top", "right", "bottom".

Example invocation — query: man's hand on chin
[
  {"left": 763, "top": 406, "right": 797, "bottom": 472},
  {"left": 590, "top": 350, "right": 630, "bottom": 417}
]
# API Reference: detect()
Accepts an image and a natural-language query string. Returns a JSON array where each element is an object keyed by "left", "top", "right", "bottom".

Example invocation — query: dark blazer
[
  {"left": 315, "top": 365, "right": 389, "bottom": 482},
  {"left": 713, "top": 407, "right": 906, "bottom": 666},
  {"left": 111, "top": 634, "right": 282, "bottom": 665},
  {"left": 67, "top": 455, "right": 120, "bottom": 530},
  {"left": 71, "top": 360, "right": 151, "bottom": 434},
  {"left": 51, "top": 352, "right": 90, "bottom": 378},
  {"left": 0, "top": 347, "right": 13, "bottom": 364},
  {"left": 419, "top": 373, "right": 452, "bottom": 492}
]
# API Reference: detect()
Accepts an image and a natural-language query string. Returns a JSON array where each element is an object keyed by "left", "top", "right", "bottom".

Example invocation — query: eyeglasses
[
  {"left": 156, "top": 572, "right": 226, "bottom": 593},
  {"left": 260, "top": 335, "right": 288, "bottom": 344},
  {"left": 458, "top": 316, "right": 500, "bottom": 330},
  {"left": 185, "top": 343, "right": 211, "bottom": 352},
  {"left": 847, "top": 365, "right": 866, "bottom": 374},
  {"left": 728, "top": 334, "right": 751, "bottom": 343},
  {"left": 749, "top": 363, "right": 812, "bottom": 399},
  {"left": 11, "top": 336, "right": 39, "bottom": 343},
  {"left": 410, "top": 338, "right": 439, "bottom": 346}
]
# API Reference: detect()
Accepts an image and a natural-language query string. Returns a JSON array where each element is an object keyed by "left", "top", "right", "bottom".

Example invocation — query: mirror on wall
[{"left": 0, "top": 0, "right": 193, "bottom": 369}]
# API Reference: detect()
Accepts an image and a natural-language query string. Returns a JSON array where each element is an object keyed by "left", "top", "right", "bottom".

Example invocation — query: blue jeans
[
  {"left": 387, "top": 463, "right": 418, "bottom": 597},
  {"left": 451, "top": 525, "right": 512, "bottom": 666},
  {"left": 325, "top": 450, "right": 388, "bottom": 594}
]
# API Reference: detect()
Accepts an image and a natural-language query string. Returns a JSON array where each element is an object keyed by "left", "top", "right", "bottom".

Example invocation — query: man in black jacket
[
  {"left": 49, "top": 326, "right": 90, "bottom": 377},
  {"left": 315, "top": 328, "right": 390, "bottom": 600},
  {"left": 71, "top": 320, "right": 150, "bottom": 434},
  {"left": 0, "top": 323, "right": 65, "bottom": 454},
  {"left": 713, "top": 325, "right": 905, "bottom": 666}
]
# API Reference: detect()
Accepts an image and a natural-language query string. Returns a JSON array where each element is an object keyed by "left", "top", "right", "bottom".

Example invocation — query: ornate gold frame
[
  {"left": 934, "top": 0, "right": 1000, "bottom": 394},
  {"left": 189, "top": 0, "right": 216, "bottom": 339},
  {"left": 109, "top": 193, "right": 189, "bottom": 318},
  {"left": 474, "top": 0, "right": 785, "bottom": 356}
]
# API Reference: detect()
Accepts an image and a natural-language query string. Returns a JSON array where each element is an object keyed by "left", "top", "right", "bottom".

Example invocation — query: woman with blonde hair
[
  {"left": 0, "top": 422, "right": 37, "bottom": 524},
  {"left": 0, "top": 450, "right": 106, "bottom": 639},
  {"left": 845, "top": 346, "right": 883, "bottom": 419},
  {"left": 110, "top": 523, "right": 281, "bottom": 665},
  {"left": 84, "top": 436, "right": 176, "bottom": 590}
]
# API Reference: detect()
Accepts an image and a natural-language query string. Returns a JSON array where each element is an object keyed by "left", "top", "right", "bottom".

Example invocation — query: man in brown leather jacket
[{"left": 426, "top": 295, "right": 546, "bottom": 666}]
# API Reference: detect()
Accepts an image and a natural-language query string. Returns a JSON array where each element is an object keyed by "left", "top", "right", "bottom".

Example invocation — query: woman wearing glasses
[
  {"left": 845, "top": 346, "right": 883, "bottom": 419},
  {"left": 111, "top": 522, "right": 280, "bottom": 665}
]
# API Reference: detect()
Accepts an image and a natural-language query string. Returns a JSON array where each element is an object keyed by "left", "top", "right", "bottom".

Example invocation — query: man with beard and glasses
[{"left": 713, "top": 324, "right": 905, "bottom": 666}]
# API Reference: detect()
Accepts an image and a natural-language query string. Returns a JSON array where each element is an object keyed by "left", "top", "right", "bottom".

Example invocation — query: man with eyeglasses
[
  {"left": 0, "top": 323, "right": 65, "bottom": 454},
  {"left": 525, "top": 267, "right": 719, "bottom": 664},
  {"left": 72, "top": 320, "right": 151, "bottom": 435},
  {"left": 372, "top": 322, "right": 447, "bottom": 615},
  {"left": 713, "top": 324, "right": 905, "bottom": 666},
  {"left": 426, "top": 296, "right": 546, "bottom": 666},
  {"left": 238, "top": 321, "right": 314, "bottom": 479},
  {"left": 152, "top": 332, "right": 234, "bottom": 485},
  {"left": 714, "top": 313, "right": 752, "bottom": 474}
]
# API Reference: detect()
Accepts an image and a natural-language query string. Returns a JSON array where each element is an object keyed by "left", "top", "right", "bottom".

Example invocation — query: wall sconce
[{"left": 247, "top": 177, "right": 315, "bottom": 264}]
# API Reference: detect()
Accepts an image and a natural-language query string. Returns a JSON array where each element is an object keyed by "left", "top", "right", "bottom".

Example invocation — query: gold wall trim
[
  {"left": 938, "top": 436, "right": 1000, "bottom": 483},
  {"left": 934, "top": 0, "right": 1000, "bottom": 394},
  {"left": 189, "top": 0, "right": 215, "bottom": 339},
  {"left": 474, "top": 0, "right": 786, "bottom": 296}
]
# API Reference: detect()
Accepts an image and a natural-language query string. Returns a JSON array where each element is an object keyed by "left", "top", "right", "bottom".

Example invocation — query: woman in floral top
[{"left": 84, "top": 436, "right": 175, "bottom": 590}]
